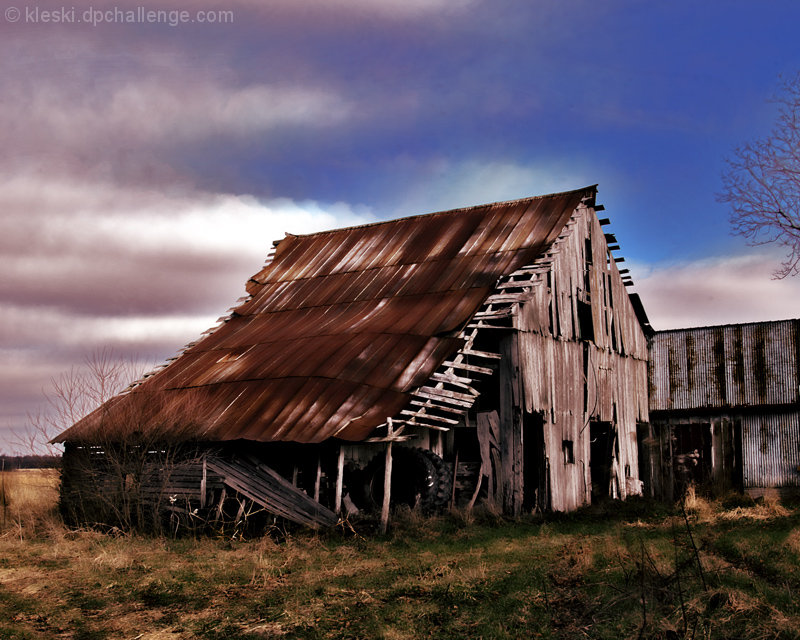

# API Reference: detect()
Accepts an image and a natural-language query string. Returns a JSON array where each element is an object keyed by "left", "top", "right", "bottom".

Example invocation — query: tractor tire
[
  {"left": 417, "top": 449, "right": 453, "bottom": 511},
  {"left": 360, "top": 447, "right": 451, "bottom": 514}
]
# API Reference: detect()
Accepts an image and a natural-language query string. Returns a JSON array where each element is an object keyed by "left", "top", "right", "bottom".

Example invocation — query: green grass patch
[{"left": 1, "top": 496, "right": 799, "bottom": 638}]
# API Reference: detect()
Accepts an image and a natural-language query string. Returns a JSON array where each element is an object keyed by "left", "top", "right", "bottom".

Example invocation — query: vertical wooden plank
[
  {"left": 380, "top": 418, "right": 394, "bottom": 534},
  {"left": 499, "top": 333, "right": 523, "bottom": 516},
  {"left": 214, "top": 487, "right": 226, "bottom": 523},
  {"left": 450, "top": 450, "right": 459, "bottom": 509},
  {"left": 313, "top": 453, "right": 322, "bottom": 503},
  {"left": 200, "top": 456, "right": 207, "bottom": 509},
  {"left": 334, "top": 446, "right": 345, "bottom": 514}
]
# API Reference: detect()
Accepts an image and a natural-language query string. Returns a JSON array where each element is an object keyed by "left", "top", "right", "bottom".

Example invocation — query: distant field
[
  {"left": 0, "top": 469, "right": 60, "bottom": 532},
  {"left": 0, "top": 476, "right": 799, "bottom": 639}
]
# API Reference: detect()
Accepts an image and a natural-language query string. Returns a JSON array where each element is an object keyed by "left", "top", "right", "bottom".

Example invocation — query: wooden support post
[
  {"left": 467, "top": 465, "right": 483, "bottom": 512},
  {"left": 200, "top": 456, "right": 207, "bottom": 509},
  {"left": 214, "top": 488, "right": 226, "bottom": 524},
  {"left": 334, "top": 446, "right": 345, "bottom": 514},
  {"left": 380, "top": 418, "right": 394, "bottom": 535},
  {"left": 313, "top": 453, "right": 322, "bottom": 503},
  {"left": 450, "top": 450, "right": 459, "bottom": 509},
  {"left": 499, "top": 333, "right": 524, "bottom": 516}
]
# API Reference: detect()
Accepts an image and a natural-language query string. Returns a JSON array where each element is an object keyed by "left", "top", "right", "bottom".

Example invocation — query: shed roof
[
  {"left": 649, "top": 318, "right": 800, "bottom": 412},
  {"left": 55, "top": 186, "right": 593, "bottom": 445}
]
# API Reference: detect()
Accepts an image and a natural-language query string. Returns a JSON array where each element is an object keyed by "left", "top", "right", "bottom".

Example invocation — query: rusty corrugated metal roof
[
  {"left": 649, "top": 319, "right": 800, "bottom": 412},
  {"left": 55, "top": 187, "right": 593, "bottom": 444}
]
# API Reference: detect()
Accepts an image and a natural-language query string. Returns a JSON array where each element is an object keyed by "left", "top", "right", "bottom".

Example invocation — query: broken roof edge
[{"left": 271, "top": 185, "right": 599, "bottom": 246}]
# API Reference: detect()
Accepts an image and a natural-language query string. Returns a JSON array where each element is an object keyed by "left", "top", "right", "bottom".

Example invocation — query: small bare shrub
[{"left": 683, "top": 486, "right": 715, "bottom": 522}]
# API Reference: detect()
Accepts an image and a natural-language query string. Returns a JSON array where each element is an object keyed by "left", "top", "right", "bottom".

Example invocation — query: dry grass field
[{"left": 1, "top": 472, "right": 799, "bottom": 639}]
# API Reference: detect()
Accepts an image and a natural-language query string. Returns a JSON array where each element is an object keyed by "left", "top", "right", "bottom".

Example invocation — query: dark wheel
[
  {"left": 417, "top": 449, "right": 453, "bottom": 511},
  {"left": 361, "top": 447, "right": 451, "bottom": 513}
]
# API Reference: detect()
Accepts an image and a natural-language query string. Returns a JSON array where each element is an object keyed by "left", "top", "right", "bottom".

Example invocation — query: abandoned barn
[
  {"left": 646, "top": 319, "right": 800, "bottom": 501},
  {"left": 53, "top": 185, "right": 652, "bottom": 529}
]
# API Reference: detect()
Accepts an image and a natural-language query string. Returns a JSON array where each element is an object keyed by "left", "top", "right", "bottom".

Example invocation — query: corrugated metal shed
[
  {"left": 741, "top": 411, "right": 800, "bottom": 489},
  {"left": 55, "top": 187, "right": 591, "bottom": 445},
  {"left": 649, "top": 319, "right": 800, "bottom": 412}
]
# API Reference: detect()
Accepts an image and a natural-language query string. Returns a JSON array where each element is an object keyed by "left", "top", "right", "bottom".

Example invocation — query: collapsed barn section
[{"left": 53, "top": 186, "right": 650, "bottom": 530}]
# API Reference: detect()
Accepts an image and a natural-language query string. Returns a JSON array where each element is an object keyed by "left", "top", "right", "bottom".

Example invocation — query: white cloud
[
  {"left": 0, "top": 172, "right": 374, "bottom": 453},
  {"left": 390, "top": 158, "right": 594, "bottom": 215},
  {"left": 632, "top": 252, "right": 800, "bottom": 330},
  {"left": 13, "top": 80, "right": 350, "bottom": 153}
]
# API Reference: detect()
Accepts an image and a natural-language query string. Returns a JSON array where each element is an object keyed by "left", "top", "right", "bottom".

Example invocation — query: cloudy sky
[{"left": 2, "top": 0, "right": 800, "bottom": 453}]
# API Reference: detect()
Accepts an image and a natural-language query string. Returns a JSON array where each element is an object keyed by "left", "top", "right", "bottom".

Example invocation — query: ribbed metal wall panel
[
  {"left": 741, "top": 411, "right": 800, "bottom": 488},
  {"left": 649, "top": 319, "right": 799, "bottom": 412}
]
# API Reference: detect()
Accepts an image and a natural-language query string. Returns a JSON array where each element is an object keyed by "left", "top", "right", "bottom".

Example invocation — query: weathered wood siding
[{"left": 516, "top": 205, "right": 649, "bottom": 512}]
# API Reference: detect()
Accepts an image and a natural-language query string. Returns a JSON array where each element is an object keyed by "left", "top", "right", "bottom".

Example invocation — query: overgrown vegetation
[{"left": 1, "top": 476, "right": 799, "bottom": 639}]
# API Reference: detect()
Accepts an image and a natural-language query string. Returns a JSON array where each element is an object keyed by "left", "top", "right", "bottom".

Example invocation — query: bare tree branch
[
  {"left": 718, "top": 72, "right": 800, "bottom": 278},
  {"left": 13, "top": 349, "right": 144, "bottom": 456}
]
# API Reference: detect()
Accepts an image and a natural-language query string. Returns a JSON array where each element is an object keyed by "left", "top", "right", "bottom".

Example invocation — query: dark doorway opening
[
  {"left": 671, "top": 423, "right": 711, "bottom": 493},
  {"left": 522, "top": 411, "right": 547, "bottom": 512},
  {"left": 590, "top": 421, "right": 616, "bottom": 501}
]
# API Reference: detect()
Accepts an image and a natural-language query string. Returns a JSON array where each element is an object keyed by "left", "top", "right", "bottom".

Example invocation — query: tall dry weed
[
  {"left": 683, "top": 486, "right": 715, "bottom": 522},
  {"left": 0, "top": 469, "right": 63, "bottom": 539}
]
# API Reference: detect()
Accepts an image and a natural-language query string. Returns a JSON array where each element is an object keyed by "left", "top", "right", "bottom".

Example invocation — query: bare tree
[
  {"left": 18, "top": 349, "right": 141, "bottom": 456},
  {"left": 718, "top": 73, "right": 800, "bottom": 278}
]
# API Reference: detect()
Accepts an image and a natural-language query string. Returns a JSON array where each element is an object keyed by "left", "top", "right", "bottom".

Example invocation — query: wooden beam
[
  {"left": 380, "top": 418, "right": 394, "bottom": 535},
  {"left": 313, "top": 454, "right": 322, "bottom": 502},
  {"left": 400, "top": 409, "right": 459, "bottom": 425},
  {"left": 461, "top": 348, "right": 502, "bottom": 360},
  {"left": 495, "top": 279, "right": 538, "bottom": 289},
  {"left": 200, "top": 456, "right": 207, "bottom": 509},
  {"left": 484, "top": 293, "right": 528, "bottom": 304},
  {"left": 412, "top": 388, "right": 474, "bottom": 408},
  {"left": 442, "top": 360, "right": 493, "bottom": 375},
  {"left": 430, "top": 371, "right": 475, "bottom": 386},
  {"left": 473, "top": 307, "right": 514, "bottom": 319},
  {"left": 404, "top": 421, "right": 450, "bottom": 431},
  {"left": 409, "top": 399, "right": 468, "bottom": 415},
  {"left": 466, "top": 322, "right": 513, "bottom": 331},
  {"left": 334, "top": 446, "right": 344, "bottom": 514},
  {"left": 417, "top": 385, "right": 477, "bottom": 403}
]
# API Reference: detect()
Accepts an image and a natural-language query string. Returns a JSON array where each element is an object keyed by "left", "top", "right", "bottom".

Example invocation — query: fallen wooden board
[{"left": 207, "top": 457, "right": 337, "bottom": 528}]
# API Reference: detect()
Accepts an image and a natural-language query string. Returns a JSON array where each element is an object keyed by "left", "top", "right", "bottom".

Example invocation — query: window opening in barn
[
  {"left": 583, "top": 236, "right": 593, "bottom": 300},
  {"left": 577, "top": 300, "right": 594, "bottom": 343},
  {"left": 562, "top": 439, "right": 574, "bottom": 464},
  {"left": 609, "top": 317, "right": 618, "bottom": 353},
  {"left": 589, "top": 420, "right": 615, "bottom": 502}
]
